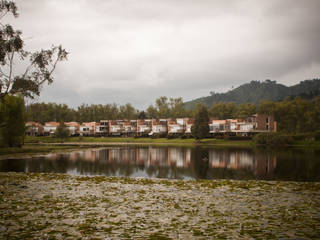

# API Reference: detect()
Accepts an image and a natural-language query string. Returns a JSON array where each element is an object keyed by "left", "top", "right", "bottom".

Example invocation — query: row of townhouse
[{"left": 25, "top": 114, "right": 276, "bottom": 137}]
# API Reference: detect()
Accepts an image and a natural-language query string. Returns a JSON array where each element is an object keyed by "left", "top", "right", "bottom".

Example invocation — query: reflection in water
[{"left": 0, "top": 146, "right": 319, "bottom": 181}]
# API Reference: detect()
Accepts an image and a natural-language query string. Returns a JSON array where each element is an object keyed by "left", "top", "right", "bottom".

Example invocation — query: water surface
[{"left": 1, "top": 146, "right": 319, "bottom": 181}]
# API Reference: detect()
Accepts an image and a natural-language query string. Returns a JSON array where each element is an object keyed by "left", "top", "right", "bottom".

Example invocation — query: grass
[
  {"left": 0, "top": 144, "right": 91, "bottom": 158},
  {"left": 24, "top": 136, "right": 254, "bottom": 147},
  {"left": 1, "top": 136, "right": 318, "bottom": 158}
]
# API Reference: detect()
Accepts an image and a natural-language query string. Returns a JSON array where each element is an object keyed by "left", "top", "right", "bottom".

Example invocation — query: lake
[{"left": 1, "top": 146, "right": 319, "bottom": 181}]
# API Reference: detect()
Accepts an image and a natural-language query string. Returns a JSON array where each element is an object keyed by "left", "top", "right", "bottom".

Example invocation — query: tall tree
[
  {"left": 191, "top": 104, "right": 210, "bottom": 140},
  {"left": 210, "top": 102, "right": 237, "bottom": 119},
  {"left": 0, "top": 94, "right": 24, "bottom": 146},
  {"left": 156, "top": 96, "right": 170, "bottom": 118},
  {"left": 169, "top": 97, "right": 186, "bottom": 118}
]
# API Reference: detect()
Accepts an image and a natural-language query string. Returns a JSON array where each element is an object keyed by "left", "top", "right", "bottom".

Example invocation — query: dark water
[{"left": 1, "top": 146, "right": 319, "bottom": 181}]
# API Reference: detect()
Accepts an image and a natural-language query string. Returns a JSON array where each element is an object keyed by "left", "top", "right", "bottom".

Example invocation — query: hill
[{"left": 184, "top": 78, "right": 320, "bottom": 109}]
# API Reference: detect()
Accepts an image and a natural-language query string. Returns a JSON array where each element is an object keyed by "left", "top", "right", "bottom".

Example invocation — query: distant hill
[{"left": 184, "top": 78, "right": 320, "bottom": 109}]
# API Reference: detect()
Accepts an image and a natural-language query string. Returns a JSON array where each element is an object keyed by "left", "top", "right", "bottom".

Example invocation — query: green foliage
[
  {"left": 236, "top": 103, "right": 256, "bottom": 118},
  {"left": 209, "top": 102, "right": 237, "bottom": 119},
  {"left": 54, "top": 122, "right": 70, "bottom": 140},
  {"left": 118, "top": 103, "right": 136, "bottom": 120},
  {"left": 146, "top": 96, "right": 190, "bottom": 119},
  {"left": 253, "top": 132, "right": 294, "bottom": 146},
  {"left": 273, "top": 97, "right": 320, "bottom": 133},
  {"left": 191, "top": 104, "right": 209, "bottom": 140},
  {"left": 0, "top": 95, "right": 25, "bottom": 147},
  {"left": 315, "top": 131, "right": 320, "bottom": 141},
  {"left": 25, "top": 102, "right": 139, "bottom": 123},
  {"left": 0, "top": 1, "right": 68, "bottom": 100}
]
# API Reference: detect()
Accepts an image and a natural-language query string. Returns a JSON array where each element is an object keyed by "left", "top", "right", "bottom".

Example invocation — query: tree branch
[{"left": 5, "top": 51, "right": 14, "bottom": 94}]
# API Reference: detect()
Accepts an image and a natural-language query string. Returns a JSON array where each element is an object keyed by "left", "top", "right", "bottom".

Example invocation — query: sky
[{"left": 6, "top": 0, "right": 320, "bottom": 109}]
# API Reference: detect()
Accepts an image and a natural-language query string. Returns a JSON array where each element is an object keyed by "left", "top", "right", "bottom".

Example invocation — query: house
[
  {"left": 25, "top": 122, "right": 44, "bottom": 136},
  {"left": 137, "top": 119, "right": 152, "bottom": 136},
  {"left": 151, "top": 119, "right": 167, "bottom": 135},
  {"left": 109, "top": 120, "right": 123, "bottom": 136},
  {"left": 185, "top": 119, "right": 194, "bottom": 134},
  {"left": 168, "top": 118, "right": 187, "bottom": 134},
  {"left": 95, "top": 120, "right": 109, "bottom": 136},
  {"left": 251, "top": 114, "right": 277, "bottom": 132},
  {"left": 122, "top": 120, "right": 137, "bottom": 136},
  {"left": 79, "top": 122, "right": 96, "bottom": 136},
  {"left": 209, "top": 120, "right": 227, "bottom": 133},
  {"left": 65, "top": 122, "right": 80, "bottom": 136},
  {"left": 44, "top": 122, "right": 60, "bottom": 136}
]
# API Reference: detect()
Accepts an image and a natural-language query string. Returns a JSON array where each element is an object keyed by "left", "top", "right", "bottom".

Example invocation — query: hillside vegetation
[{"left": 184, "top": 79, "right": 320, "bottom": 109}]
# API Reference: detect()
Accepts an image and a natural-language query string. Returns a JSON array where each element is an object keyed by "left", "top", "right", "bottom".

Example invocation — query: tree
[
  {"left": 0, "top": 94, "right": 24, "bottom": 147},
  {"left": 191, "top": 104, "right": 210, "bottom": 140},
  {"left": 146, "top": 105, "right": 158, "bottom": 119},
  {"left": 0, "top": 1, "right": 68, "bottom": 100},
  {"left": 237, "top": 103, "right": 256, "bottom": 118},
  {"left": 155, "top": 96, "right": 170, "bottom": 118},
  {"left": 137, "top": 110, "right": 147, "bottom": 119},
  {"left": 169, "top": 97, "right": 186, "bottom": 118},
  {"left": 119, "top": 103, "right": 137, "bottom": 120},
  {"left": 55, "top": 121, "right": 69, "bottom": 141},
  {"left": 210, "top": 102, "right": 237, "bottom": 119}
]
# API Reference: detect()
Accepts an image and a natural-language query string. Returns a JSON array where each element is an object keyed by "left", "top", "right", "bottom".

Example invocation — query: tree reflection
[{"left": 1, "top": 146, "right": 319, "bottom": 181}]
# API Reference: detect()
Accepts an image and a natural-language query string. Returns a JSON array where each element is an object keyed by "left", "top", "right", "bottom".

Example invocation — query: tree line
[
  {"left": 24, "top": 97, "right": 256, "bottom": 123},
  {"left": 24, "top": 96, "right": 320, "bottom": 134}
]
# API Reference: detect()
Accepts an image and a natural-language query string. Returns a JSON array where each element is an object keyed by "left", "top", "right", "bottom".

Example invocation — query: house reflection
[
  {"left": 63, "top": 147, "right": 277, "bottom": 178},
  {"left": 208, "top": 150, "right": 277, "bottom": 176},
  {"left": 1, "top": 147, "right": 319, "bottom": 181}
]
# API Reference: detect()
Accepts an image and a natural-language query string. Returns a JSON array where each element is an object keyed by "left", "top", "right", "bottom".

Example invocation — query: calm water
[{"left": 1, "top": 146, "right": 319, "bottom": 181}]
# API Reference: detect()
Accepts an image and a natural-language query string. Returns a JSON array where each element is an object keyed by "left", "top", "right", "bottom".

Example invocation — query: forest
[
  {"left": 184, "top": 78, "right": 320, "bottom": 108},
  {"left": 24, "top": 96, "right": 320, "bottom": 134}
]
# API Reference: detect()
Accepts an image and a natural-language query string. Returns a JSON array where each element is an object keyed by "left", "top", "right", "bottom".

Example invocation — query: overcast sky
[{"left": 7, "top": 0, "right": 320, "bottom": 109}]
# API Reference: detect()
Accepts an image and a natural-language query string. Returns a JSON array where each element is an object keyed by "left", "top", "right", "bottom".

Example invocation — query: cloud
[{"left": 7, "top": 0, "right": 320, "bottom": 108}]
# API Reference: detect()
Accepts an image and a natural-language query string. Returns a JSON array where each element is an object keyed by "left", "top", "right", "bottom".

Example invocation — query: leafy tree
[
  {"left": 210, "top": 102, "right": 237, "bottom": 119},
  {"left": 137, "top": 110, "right": 147, "bottom": 119},
  {"left": 0, "top": 0, "right": 68, "bottom": 100},
  {"left": 54, "top": 121, "right": 69, "bottom": 141},
  {"left": 0, "top": 94, "right": 24, "bottom": 147},
  {"left": 156, "top": 96, "right": 170, "bottom": 118},
  {"left": 237, "top": 103, "right": 256, "bottom": 118},
  {"left": 146, "top": 105, "right": 158, "bottom": 118},
  {"left": 119, "top": 103, "right": 137, "bottom": 120},
  {"left": 191, "top": 104, "right": 209, "bottom": 140},
  {"left": 258, "top": 100, "right": 276, "bottom": 115},
  {"left": 169, "top": 97, "right": 186, "bottom": 118}
]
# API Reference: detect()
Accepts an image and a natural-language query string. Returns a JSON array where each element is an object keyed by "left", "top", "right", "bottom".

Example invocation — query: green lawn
[
  {"left": 24, "top": 136, "right": 254, "bottom": 147},
  {"left": 0, "top": 144, "right": 90, "bottom": 158}
]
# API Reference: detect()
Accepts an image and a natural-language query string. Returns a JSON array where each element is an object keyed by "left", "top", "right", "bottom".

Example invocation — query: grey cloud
[{"left": 7, "top": 0, "right": 320, "bottom": 109}]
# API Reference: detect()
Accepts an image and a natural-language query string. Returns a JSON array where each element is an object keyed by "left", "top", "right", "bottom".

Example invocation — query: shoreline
[{"left": 1, "top": 138, "right": 320, "bottom": 159}]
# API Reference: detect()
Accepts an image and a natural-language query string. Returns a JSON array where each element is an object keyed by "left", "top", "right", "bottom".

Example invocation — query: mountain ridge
[{"left": 184, "top": 78, "right": 320, "bottom": 109}]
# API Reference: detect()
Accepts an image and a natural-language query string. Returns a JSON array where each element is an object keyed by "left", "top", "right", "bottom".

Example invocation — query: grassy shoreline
[
  {"left": 0, "top": 136, "right": 319, "bottom": 158},
  {"left": 0, "top": 144, "right": 96, "bottom": 160},
  {"left": 25, "top": 136, "right": 320, "bottom": 148},
  {"left": 0, "top": 172, "right": 319, "bottom": 239}
]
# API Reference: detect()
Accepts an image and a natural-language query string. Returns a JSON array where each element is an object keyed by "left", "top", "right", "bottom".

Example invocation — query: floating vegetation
[{"left": 0, "top": 172, "right": 319, "bottom": 239}]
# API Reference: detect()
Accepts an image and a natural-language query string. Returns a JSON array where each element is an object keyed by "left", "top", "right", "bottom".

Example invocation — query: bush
[
  {"left": 0, "top": 95, "right": 25, "bottom": 147},
  {"left": 291, "top": 133, "right": 314, "bottom": 141},
  {"left": 227, "top": 136, "right": 252, "bottom": 141},
  {"left": 253, "top": 132, "right": 294, "bottom": 146},
  {"left": 54, "top": 122, "right": 70, "bottom": 141},
  {"left": 180, "top": 134, "right": 187, "bottom": 139},
  {"left": 315, "top": 131, "right": 320, "bottom": 141}
]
